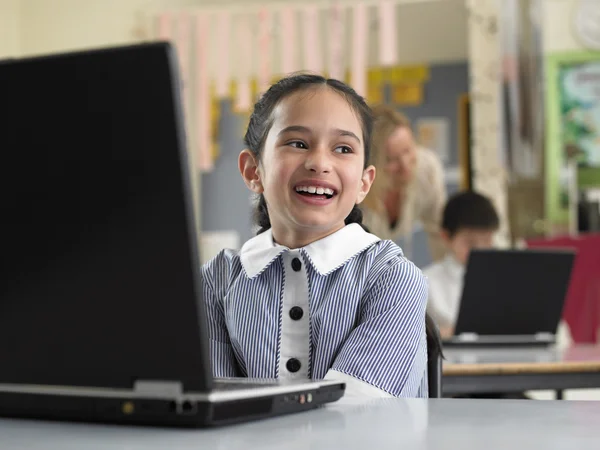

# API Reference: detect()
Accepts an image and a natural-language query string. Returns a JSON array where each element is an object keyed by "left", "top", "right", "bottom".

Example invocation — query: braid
[
  {"left": 254, "top": 194, "right": 272, "bottom": 234},
  {"left": 345, "top": 205, "right": 370, "bottom": 233}
]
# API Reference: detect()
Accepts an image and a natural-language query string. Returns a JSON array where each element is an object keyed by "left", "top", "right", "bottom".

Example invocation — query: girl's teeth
[{"left": 295, "top": 186, "right": 335, "bottom": 195}]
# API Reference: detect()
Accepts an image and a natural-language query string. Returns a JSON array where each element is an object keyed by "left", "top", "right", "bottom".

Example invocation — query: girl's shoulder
[
  {"left": 359, "top": 239, "right": 426, "bottom": 292},
  {"left": 200, "top": 248, "right": 244, "bottom": 285}
]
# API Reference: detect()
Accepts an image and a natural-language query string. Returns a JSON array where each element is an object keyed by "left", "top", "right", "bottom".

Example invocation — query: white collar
[{"left": 240, "top": 223, "right": 380, "bottom": 279}]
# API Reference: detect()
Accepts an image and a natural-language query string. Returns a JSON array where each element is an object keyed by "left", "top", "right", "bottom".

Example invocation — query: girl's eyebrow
[{"left": 278, "top": 125, "right": 361, "bottom": 144}]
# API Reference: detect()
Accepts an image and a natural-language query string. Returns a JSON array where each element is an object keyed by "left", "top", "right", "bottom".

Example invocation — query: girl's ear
[
  {"left": 239, "top": 149, "right": 264, "bottom": 194},
  {"left": 355, "top": 165, "right": 376, "bottom": 204}
]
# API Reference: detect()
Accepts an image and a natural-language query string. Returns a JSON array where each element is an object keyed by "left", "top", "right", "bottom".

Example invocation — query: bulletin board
[{"left": 545, "top": 51, "right": 600, "bottom": 233}]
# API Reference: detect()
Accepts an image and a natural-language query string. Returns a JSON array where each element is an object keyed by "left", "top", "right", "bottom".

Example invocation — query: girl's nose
[{"left": 304, "top": 147, "right": 332, "bottom": 174}]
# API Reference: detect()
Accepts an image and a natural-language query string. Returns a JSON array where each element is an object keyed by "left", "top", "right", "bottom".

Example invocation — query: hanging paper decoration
[
  {"left": 351, "top": 3, "right": 368, "bottom": 96},
  {"left": 302, "top": 5, "right": 322, "bottom": 74},
  {"left": 157, "top": 13, "right": 172, "bottom": 41},
  {"left": 175, "top": 12, "right": 193, "bottom": 148},
  {"left": 210, "top": 85, "right": 221, "bottom": 161},
  {"left": 328, "top": 1, "right": 344, "bottom": 81},
  {"left": 215, "top": 11, "right": 231, "bottom": 98},
  {"left": 234, "top": 14, "right": 253, "bottom": 113},
  {"left": 257, "top": 8, "right": 272, "bottom": 96},
  {"left": 195, "top": 12, "right": 213, "bottom": 172},
  {"left": 378, "top": 0, "right": 397, "bottom": 67},
  {"left": 279, "top": 6, "right": 297, "bottom": 75},
  {"left": 176, "top": 13, "right": 192, "bottom": 91}
]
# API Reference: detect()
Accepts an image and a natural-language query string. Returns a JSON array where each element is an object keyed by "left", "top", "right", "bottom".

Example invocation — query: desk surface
[
  {"left": 2, "top": 398, "right": 600, "bottom": 449},
  {"left": 443, "top": 344, "right": 600, "bottom": 376}
]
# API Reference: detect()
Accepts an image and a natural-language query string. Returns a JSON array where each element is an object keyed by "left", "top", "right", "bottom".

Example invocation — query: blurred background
[{"left": 2, "top": 0, "right": 600, "bottom": 365}]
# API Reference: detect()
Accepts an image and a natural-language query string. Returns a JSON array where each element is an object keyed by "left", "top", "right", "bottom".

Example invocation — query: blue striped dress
[{"left": 201, "top": 223, "right": 429, "bottom": 398}]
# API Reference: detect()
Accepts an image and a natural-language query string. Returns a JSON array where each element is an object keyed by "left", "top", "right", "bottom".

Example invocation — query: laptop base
[
  {"left": 0, "top": 383, "right": 344, "bottom": 428},
  {"left": 443, "top": 333, "right": 556, "bottom": 348}
]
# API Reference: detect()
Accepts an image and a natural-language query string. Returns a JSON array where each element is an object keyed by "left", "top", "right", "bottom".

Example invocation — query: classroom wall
[
  {"left": 542, "top": 0, "right": 586, "bottom": 53},
  {"left": 0, "top": 0, "right": 20, "bottom": 58}
]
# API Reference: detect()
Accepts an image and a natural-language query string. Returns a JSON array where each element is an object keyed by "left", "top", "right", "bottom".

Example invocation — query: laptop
[
  {"left": 443, "top": 249, "right": 576, "bottom": 347},
  {"left": 0, "top": 42, "right": 344, "bottom": 427}
]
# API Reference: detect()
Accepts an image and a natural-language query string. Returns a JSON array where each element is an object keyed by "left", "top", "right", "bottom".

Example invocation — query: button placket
[{"left": 278, "top": 251, "right": 310, "bottom": 379}]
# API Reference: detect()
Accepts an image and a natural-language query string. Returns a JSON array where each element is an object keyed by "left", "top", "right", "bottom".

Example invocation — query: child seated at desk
[
  {"left": 424, "top": 191, "right": 573, "bottom": 346},
  {"left": 423, "top": 191, "right": 499, "bottom": 339}
]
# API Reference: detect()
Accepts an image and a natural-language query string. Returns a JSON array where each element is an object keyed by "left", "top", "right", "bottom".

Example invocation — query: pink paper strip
[
  {"left": 157, "top": 13, "right": 172, "bottom": 40},
  {"left": 328, "top": 1, "right": 344, "bottom": 80},
  {"left": 195, "top": 13, "right": 213, "bottom": 172},
  {"left": 215, "top": 11, "right": 231, "bottom": 98},
  {"left": 302, "top": 5, "right": 322, "bottom": 74},
  {"left": 176, "top": 12, "right": 191, "bottom": 91},
  {"left": 234, "top": 15, "right": 253, "bottom": 112},
  {"left": 378, "top": 0, "right": 397, "bottom": 66},
  {"left": 257, "top": 8, "right": 272, "bottom": 95},
  {"left": 279, "top": 6, "right": 297, "bottom": 75},
  {"left": 351, "top": 3, "right": 368, "bottom": 96}
]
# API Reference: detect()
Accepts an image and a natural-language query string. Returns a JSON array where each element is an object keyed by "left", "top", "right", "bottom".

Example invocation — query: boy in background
[{"left": 423, "top": 191, "right": 499, "bottom": 338}]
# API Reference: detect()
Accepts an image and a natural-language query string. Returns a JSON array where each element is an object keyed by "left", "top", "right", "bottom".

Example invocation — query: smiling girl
[{"left": 201, "top": 74, "right": 429, "bottom": 398}]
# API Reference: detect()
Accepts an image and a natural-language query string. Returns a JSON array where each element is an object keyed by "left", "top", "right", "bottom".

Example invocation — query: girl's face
[{"left": 240, "top": 86, "right": 375, "bottom": 247}]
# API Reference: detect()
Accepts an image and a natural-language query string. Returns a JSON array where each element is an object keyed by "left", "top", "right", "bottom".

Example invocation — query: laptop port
[{"left": 180, "top": 400, "right": 197, "bottom": 415}]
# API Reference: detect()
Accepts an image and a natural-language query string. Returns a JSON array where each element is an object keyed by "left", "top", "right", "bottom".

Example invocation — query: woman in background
[{"left": 362, "top": 105, "right": 447, "bottom": 262}]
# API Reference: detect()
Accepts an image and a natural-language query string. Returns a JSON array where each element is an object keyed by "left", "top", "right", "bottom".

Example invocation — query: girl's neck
[{"left": 270, "top": 223, "right": 346, "bottom": 249}]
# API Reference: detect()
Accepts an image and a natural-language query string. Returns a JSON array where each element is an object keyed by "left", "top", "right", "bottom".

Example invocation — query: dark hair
[
  {"left": 442, "top": 191, "right": 500, "bottom": 237},
  {"left": 244, "top": 73, "right": 373, "bottom": 234}
]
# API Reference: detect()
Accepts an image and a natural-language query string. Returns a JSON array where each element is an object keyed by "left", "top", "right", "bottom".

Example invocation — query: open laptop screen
[
  {"left": 0, "top": 43, "right": 211, "bottom": 391},
  {"left": 454, "top": 249, "right": 575, "bottom": 338}
]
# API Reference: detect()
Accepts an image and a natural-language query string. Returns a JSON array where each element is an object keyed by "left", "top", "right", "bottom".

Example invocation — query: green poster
[{"left": 546, "top": 51, "right": 600, "bottom": 233}]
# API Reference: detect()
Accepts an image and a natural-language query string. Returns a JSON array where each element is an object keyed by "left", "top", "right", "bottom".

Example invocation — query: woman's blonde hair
[{"left": 362, "top": 105, "right": 412, "bottom": 212}]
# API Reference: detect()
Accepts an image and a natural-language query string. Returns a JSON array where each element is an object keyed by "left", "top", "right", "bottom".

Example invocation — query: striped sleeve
[
  {"left": 328, "top": 258, "right": 429, "bottom": 397},
  {"left": 201, "top": 255, "right": 239, "bottom": 378}
]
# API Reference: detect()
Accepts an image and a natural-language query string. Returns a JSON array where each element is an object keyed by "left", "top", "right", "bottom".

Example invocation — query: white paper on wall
[
  {"left": 279, "top": 6, "right": 297, "bottom": 75},
  {"left": 257, "top": 7, "right": 272, "bottom": 95},
  {"left": 302, "top": 5, "right": 322, "bottom": 74},
  {"left": 215, "top": 11, "right": 231, "bottom": 98},
  {"left": 234, "top": 14, "right": 253, "bottom": 112},
  {"left": 351, "top": 2, "right": 368, "bottom": 96},
  {"left": 328, "top": 1, "right": 345, "bottom": 81},
  {"left": 378, "top": 0, "right": 397, "bottom": 67},
  {"left": 195, "top": 12, "right": 213, "bottom": 172},
  {"left": 416, "top": 118, "right": 451, "bottom": 164}
]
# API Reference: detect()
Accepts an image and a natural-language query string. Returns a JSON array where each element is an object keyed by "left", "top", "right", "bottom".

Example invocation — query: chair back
[{"left": 425, "top": 313, "right": 443, "bottom": 398}]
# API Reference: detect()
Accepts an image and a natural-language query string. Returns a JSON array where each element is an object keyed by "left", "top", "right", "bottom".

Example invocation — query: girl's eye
[
  {"left": 288, "top": 141, "right": 308, "bottom": 149},
  {"left": 334, "top": 145, "right": 353, "bottom": 154}
]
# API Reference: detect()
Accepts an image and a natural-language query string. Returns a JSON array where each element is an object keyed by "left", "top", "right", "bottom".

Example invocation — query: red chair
[{"left": 526, "top": 234, "right": 600, "bottom": 343}]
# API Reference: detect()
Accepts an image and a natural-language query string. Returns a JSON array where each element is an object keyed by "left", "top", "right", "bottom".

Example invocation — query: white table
[
  {"left": 2, "top": 398, "right": 600, "bottom": 449},
  {"left": 443, "top": 344, "right": 600, "bottom": 396}
]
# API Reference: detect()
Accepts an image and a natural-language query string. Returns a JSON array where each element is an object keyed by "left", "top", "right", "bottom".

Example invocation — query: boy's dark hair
[
  {"left": 442, "top": 191, "right": 500, "bottom": 237},
  {"left": 244, "top": 73, "right": 373, "bottom": 234}
]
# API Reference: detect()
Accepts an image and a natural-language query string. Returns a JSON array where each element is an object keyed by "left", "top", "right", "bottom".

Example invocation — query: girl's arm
[
  {"left": 325, "top": 259, "right": 428, "bottom": 398},
  {"left": 202, "top": 269, "right": 240, "bottom": 378}
]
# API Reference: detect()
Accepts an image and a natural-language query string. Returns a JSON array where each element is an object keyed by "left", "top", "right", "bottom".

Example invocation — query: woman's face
[{"left": 384, "top": 126, "right": 417, "bottom": 187}]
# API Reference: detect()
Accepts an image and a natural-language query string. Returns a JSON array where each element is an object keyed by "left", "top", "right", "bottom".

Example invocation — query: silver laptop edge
[{"left": 0, "top": 379, "right": 340, "bottom": 403}]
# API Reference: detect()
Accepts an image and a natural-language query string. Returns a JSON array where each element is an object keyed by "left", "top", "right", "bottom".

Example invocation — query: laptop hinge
[
  {"left": 456, "top": 332, "right": 479, "bottom": 342},
  {"left": 133, "top": 380, "right": 183, "bottom": 398},
  {"left": 534, "top": 332, "right": 554, "bottom": 341}
]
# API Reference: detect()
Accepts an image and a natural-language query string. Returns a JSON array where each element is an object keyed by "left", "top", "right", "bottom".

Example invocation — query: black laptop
[
  {"left": 0, "top": 42, "right": 344, "bottom": 427},
  {"left": 443, "top": 249, "right": 576, "bottom": 347}
]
